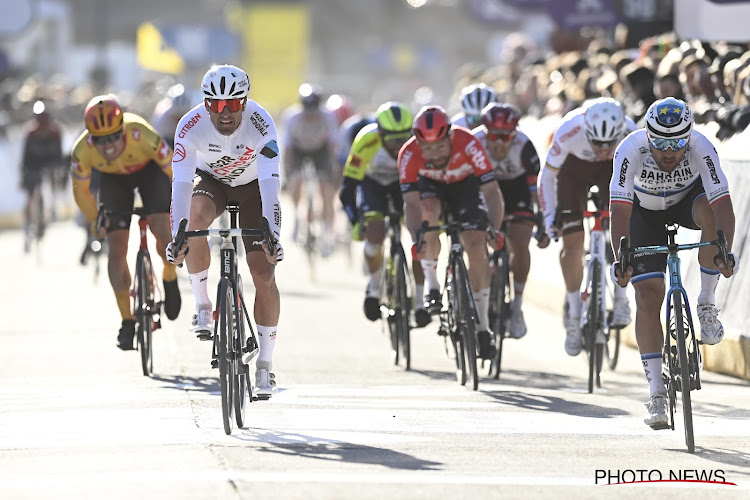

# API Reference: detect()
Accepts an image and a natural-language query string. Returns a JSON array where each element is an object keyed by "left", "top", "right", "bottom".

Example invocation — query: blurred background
[{"left": 4, "top": 0, "right": 750, "bottom": 226}]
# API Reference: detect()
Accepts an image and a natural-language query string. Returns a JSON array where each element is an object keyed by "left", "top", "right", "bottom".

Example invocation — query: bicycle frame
[{"left": 579, "top": 210, "right": 610, "bottom": 338}]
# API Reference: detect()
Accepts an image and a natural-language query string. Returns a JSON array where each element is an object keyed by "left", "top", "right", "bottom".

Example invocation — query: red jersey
[{"left": 398, "top": 127, "right": 495, "bottom": 192}]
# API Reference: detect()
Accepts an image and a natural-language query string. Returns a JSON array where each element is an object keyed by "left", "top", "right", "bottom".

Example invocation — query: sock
[
  {"left": 162, "top": 263, "right": 177, "bottom": 282},
  {"left": 697, "top": 266, "right": 720, "bottom": 305},
  {"left": 114, "top": 289, "right": 133, "bottom": 320},
  {"left": 474, "top": 287, "right": 490, "bottom": 331},
  {"left": 641, "top": 352, "right": 666, "bottom": 396},
  {"left": 513, "top": 280, "right": 525, "bottom": 310},
  {"left": 421, "top": 259, "right": 439, "bottom": 291},
  {"left": 368, "top": 269, "right": 383, "bottom": 297},
  {"left": 566, "top": 290, "right": 581, "bottom": 319},
  {"left": 189, "top": 269, "right": 211, "bottom": 308},
  {"left": 415, "top": 284, "right": 425, "bottom": 310},
  {"left": 614, "top": 283, "right": 627, "bottom": 301},
  {"left": 257, "top": 324, "right": 277, "bottom": 366}
]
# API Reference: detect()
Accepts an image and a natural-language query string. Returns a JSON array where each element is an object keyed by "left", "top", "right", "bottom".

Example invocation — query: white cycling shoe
[{"left": 698, "top": 304, "right": 724, "bottom": 345}]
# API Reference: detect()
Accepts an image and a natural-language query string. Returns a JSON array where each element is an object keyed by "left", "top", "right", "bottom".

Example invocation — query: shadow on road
[
  {"left": 150, "top": 373, "right": 219, "bottom": 394},
  {"left": 483, "top": 390, "right": 628, "bottom": 418},
  {"left": 234, "top": 430, "right": 443, "bottom": 471},
  {"left": 691, "top": 446, "right": 750, "bottom": 472}
]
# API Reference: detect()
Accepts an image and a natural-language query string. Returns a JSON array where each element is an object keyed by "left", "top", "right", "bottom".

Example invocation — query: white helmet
[
  {"left": 460, "top": 83, "right": 497, "bottom": 117},
  {"left": 584, "top": 98, "right": 625, "bottom": 143},
  {"left": 645, "top": 97, "right": 693, "bottom": 141},
  {"left": 201, "top": 65, "right": 250, "bottom": 99}
]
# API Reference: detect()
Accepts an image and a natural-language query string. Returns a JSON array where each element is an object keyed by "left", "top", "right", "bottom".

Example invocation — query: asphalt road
[{"left": 1, "top": 214, "right": 749, "bottom": 499}]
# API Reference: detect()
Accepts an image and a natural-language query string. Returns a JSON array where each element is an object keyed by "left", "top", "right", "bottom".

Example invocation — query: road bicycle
[
  {"left": 368, "top": 207, "right": 413, "bottom": 371},
  {"left": 619, "top": 226, "right": 729, "bottom": 453},
  {"left": 416, "top": 218, "right": 479, "bottom": 390},
  {"left": 173, "top": 204, "right": 275, "bottom": 435},
  {"left": 97, "top": 206, "right": 163, "bottom": 377},
  {"left": 488, "top": 213, "right": 547, "bottom": 379}
]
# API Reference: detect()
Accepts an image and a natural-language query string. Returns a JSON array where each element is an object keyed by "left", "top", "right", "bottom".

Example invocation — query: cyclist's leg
[
  {"left": 140, "top": 162, "right": 181, "bottom": 319},
  {"left": 359, "top": 177, "right": 387, "bottom": 319},
  {"left": 416, "top": 178, "right": 442, "bottom": 310},
  {"left": 312, "top": 146, "right": 337, "bottom": 252},
  {"left": 284, "top": 149, "right": 304, "bottom": 238},
  {"left": 500, "top": 177, "right": 534, "bottom": 311}
]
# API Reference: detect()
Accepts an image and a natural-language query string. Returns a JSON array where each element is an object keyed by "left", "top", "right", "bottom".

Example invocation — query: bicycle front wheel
[
  {"left": 672, "top": 290, "right": 695, "bottom": 453},
  {"left": 586, "top": 260, "right": 601, "bottom": 394},
  {"left": 394, "top": 246, "right": 411, "bottom": 371},
  {"left": 455, "top": 257, "right": 478, "bottom": 391},
  {"left": 489, "top": 252, "right": 510, "bottom": 379},
  {"left": 233, "top": 275, "right": 247, "bottom": 428},
  {"left": 217, "top": 278, "right": 236, "bottom": 435},
  {"left": 134, "top": 251, "right": 154, "bottom": 377}
]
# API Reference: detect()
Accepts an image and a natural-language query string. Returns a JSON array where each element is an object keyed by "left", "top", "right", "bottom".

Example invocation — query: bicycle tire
[
  {"left": 489, "top": 251, "right": 510, "bottom": 379},
  {"left": 217, "top": 277, "right": 235, "bottom": 435},
  {"left": 394, "top": 245, "right": 411, "bottom": 371},
  {"left": 135, "top": 251, "right": 154, "bottom": 377},
  {"left": 455, "top": 257, "right": 479, "bottom": 391},
  {"left": 672, "top": 290, "right": 695, "bottom": 453},
  {"left": 586, "top": 260, "right": 601, "bottom": 394},
  {"left": 445, "top": 265, "right": 466, "bottom": 385},
  {"left": 234, "top": 275, "right": 247, "bottom": 428},
  {"left": 381, "top": 255, "right": 399, "bottom": 365},
  {"left": 605, "top": 327, "right": 620, "bottom": 370}
]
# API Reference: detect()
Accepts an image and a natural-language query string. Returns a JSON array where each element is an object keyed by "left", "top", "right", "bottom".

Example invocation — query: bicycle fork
[{"left": 579, "top": 228, "right": 608, "bottom": 341}]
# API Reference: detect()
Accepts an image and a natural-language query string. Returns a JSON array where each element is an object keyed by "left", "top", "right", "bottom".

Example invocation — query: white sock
[
  {"left": 513, "top": 280, "right": 525, "bottom": 309},
  {"left": 474, "top": 287, "right": 490, "bottom": 331},
  {"left": 415, "top": 284, "right": 425, "bottom": 310},
  {"left": 368, "top": 269, "right": 383, "bottom": 297},
  {"left": 641, "top": 352, "right": 666, "bottom": 396},
  {"left": 614, "top": 283, "right": 627, "bottom": 301},
  {"left": 189, "top": 269, "right": 211, "bottom": 309},
  {"left": 257, "top": 324, "right": 277, "bottom": 366},
  {"left": 697, "top": 266, "right": 720, "bottom": 305},
  {"left": 421, "top": 259, "right": 439, "bottom": 291},
  {"left": 566, "top": 290, "right": 581, "bottom": 319}
]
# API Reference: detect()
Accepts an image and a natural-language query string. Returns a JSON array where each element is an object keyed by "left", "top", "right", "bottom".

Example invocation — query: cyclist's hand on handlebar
[
  {"left": 487, "top": 231, "right": 505, "bottom": 251},
  {"left": 411, "top": 243, "right": 420, "bottom": 261},
  {"left": 166, "top": 239, "right": 189, "bottom": 265},
  {"left": 610, "top": 262, "right": 632, "bottom": 288},
  {"left": 90, "top": 220, "right": 106, "bottom": 239},
  {"left": 262, "top": 240, "right": 284, "bottom": 265},
  {"left": 716, "top": 252, "right": 739, "bottom": 278}
]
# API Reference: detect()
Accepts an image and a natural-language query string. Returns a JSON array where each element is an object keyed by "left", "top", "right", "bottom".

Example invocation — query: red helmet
[
  {"left": 84, "top": 95, "right": 124, "bottom": 136},
  {"left": 481, "top": 103, "right": 520, "bottom": 133},
  {"left": 413, "top": 106, "right": 450, "bottom": 142}
]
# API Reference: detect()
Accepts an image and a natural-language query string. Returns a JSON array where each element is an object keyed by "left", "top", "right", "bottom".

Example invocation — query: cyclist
[
  {"left": 280, "top": 83, "right": 339, "bottom": 255},
  {"left": 451, "top": 83, "right": 497, "bottom": 130},
  {"left": 473, "top": 102, "right": 545, "bottom": 339},
  {"left": 339, "top": 102, "right": 430, "bottom": 328},
  {"left": 399, "top": 105, "right": 505, "bottom": 360},
  {"left": 166, "top": 64, "right": 283, "bottom": 398},
  {"left": 150, "top": 83, "right": 197, "bottom": 148},
  {"left": 538, "top": 97, "right": 637, "bottom": 357},
  {"left": 71, "top": 94, "right": 181, "bottom": 350},
  {"left": 20, "top": 101, "right": 62, "bottom": 252},
  {"left": 610, "top": 97, "right": 737, "bottom": 428}
]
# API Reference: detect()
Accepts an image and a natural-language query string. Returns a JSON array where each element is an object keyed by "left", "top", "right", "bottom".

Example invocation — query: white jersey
[
  {"left": 451, "top": 112, "right": 481, "bottom": 131},
  {"left": 170, "top": 101, "right": 281, "bottom": 236},
  {"left": 610, "top": 129, "right": 730, "bottom": 211},
  {"left": 280, "top": 105, "right": 338, "bottom": 152},
  {"left": 473, "top": 127, "right": 540, "bottom": 182},
  {"left": 545, "top": 108, "right": 638, "bottom": 169}
]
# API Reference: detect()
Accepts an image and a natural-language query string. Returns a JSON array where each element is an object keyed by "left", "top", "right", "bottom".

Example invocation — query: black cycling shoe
[
  {"left": 364, "top": 296, "right": 381, "bottom": 321},
  {"left": 425, "top": 289, "right": 442, "bottom": 314},
  {"left": 117, "top": 319, "right": 137, "bottom": 351},
  {"left": 163, "top": 279, "right": 182, "bottom": 320},
  {"left": 414, "top": 308, "right": 432, "bottom": 328},
  {"left": 477, "top": 330, "right": 496, "bottom": 360}
]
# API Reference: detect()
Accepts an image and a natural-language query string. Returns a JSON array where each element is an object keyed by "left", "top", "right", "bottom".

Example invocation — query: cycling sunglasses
[
  {"left": 92, "top": 130, "right": 124, "bottom": 145},
  {"left": 649, "top": 137, "right": 689, "bottom": 152},
  {"left": 205, "top": 97, "right": 245, "bottom": 113},
  {"left": 589, "top": 138, "right": 617, "bottom": 148},
  {"left": 486, "top": 130, "right": 516, "bottom": 143}
]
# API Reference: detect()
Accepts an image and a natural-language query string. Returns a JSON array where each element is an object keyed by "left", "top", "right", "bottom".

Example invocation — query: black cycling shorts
[
  {"left": 498, "top": 174, "right": 533, "bottom": 217},
  {"left": 100, "top": 161, "right": 171, "bottom": 231},
  {"left": 629, "top": 182, "right": 705, "bottom": 283},
  {"left": 359, "top": 177, "right": 403, "bottom": 218},
  {"left": 286, "top": 146, "right": 334, "bottom": 183},
  {"left": 418, "top": 175, "right": 489, "bottom": 231}
]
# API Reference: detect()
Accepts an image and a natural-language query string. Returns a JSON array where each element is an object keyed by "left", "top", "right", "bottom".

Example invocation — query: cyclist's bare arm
[
  {"left": 403, "top": 191, "right": 422, "bottom": 242},
  {"left": 480, "top": 181, "right": 504, "bottom": 231}
]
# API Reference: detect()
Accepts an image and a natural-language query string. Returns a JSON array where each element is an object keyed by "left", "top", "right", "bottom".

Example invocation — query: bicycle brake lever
[{"left": 261, "top": 217, "right": 275, "bottom": 257}]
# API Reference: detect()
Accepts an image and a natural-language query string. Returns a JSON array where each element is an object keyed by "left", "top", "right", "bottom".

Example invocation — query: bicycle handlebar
[
  {"left": 619, "top": 229, "right": 729, "bottom": 276},
  {"left": 172, "top": 216, "right": 276, "bottom": 260}
]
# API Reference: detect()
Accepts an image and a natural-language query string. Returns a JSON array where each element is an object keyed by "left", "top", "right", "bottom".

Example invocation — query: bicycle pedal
[
  {"left": 196, "top": 332, "right": 213, "bottom": 341},
  {"left": 211, "top": 359, "right": 219, "bottom": 369},
  {"left": 649, "top": 422, "right": 670, "bottom": 431}
]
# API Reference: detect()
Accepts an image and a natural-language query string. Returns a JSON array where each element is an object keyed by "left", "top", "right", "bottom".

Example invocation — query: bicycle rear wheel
[
  {"left": 217, "top": 278, "right": 235, "bottom": 435},
  {"left": 233, "top": 275, "right": 247, "bottom": 428},
  {"left": 489, "top": 252, "right": 510, "bottom": 379},
  {"left": 455, "top": 257, "right": 478, "bottom": 391},
  {"left": 394, "top": 246, "right": 411, "bottom": 371},
  {"left": 134, "top": 251, "right": 154, "bottom": 377},
  {"left": 672, "top": 290, "right": 694, "bottom": 453}
]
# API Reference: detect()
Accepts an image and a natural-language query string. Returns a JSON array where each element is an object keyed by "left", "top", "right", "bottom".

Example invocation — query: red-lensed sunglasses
[
  {"left": 205, "top": 98, "right": 245, "bottom": 113},
  {"left": 486, "top": 131, "right": 515, "bottom": 143}
]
